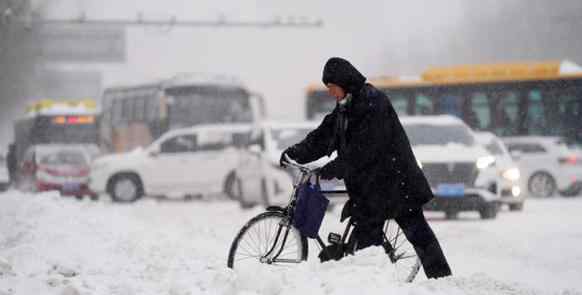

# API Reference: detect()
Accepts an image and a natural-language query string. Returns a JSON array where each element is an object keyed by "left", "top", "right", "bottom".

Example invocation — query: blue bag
[{"left": 293, "top": 181, "right": 330, "bottom": 238}]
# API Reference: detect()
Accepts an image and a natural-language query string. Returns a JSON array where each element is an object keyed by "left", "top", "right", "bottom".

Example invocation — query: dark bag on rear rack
[{"left": 292, "top": 180, "right": 329, "bottom": 238}]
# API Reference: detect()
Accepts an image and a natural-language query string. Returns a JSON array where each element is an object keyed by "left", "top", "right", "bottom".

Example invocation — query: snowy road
[{"left": 1, "top": 191, "right": 581, "bottom": 295}]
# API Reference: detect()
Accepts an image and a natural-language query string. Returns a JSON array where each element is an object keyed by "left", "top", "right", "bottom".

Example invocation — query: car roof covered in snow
[
  {"left": 502, "top": 136, "right": 564, "bottom": 145},
  {"left": 474, "top": 131, "right": 499, "bottom": 143},
  {"left": 400, "top": 115, "right": 466, "bottom": 126},
  {"left": 162, "top": 123, "right": 255, "bottom": 138}
]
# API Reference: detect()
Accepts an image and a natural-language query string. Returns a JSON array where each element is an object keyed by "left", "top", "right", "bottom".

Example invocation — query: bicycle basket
[{"left": 293, "top": 181, "right": 329, "bottom": 238}]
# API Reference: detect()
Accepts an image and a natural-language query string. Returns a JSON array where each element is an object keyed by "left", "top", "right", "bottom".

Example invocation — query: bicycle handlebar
[{"left": 281, "top": 154, "right": 320, "bottom": 178}]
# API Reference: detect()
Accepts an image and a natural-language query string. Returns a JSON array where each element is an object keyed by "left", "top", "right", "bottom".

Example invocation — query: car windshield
[
  {"left": 404, "top": 123, "right": 475, "bottom": 146},
  {"left": 39, "top": 150, "right": 87, "bottom": 166},
  {"left": 271, "top": 128, "right": 312, "bottom": 150}
]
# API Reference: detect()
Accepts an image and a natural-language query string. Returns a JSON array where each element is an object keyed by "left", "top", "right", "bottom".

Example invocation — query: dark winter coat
[{"left": 288, "top": 58, "right": 434, "bottom": 222}]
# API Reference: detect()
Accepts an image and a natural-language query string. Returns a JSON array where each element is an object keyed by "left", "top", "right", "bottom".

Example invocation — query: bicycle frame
[{"left": 261, "top": 160, "right": 355, "bottom": 263}]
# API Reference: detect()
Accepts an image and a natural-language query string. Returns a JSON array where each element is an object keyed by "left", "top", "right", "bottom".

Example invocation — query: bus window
[
  {"left": 494, "top": 91, "right": 520, "bottom": 136},
  {"left": 385, "top": 91, "right": 409, "bottom": 115},
  {"left": 166, "top": 86, "right": 253, "bottom": 129},
  {"left": 439, "top": 93, "right": 463, "bottom": 118},
  {"left": 549, "top": 88, "right": 582, "bottom": 142},
  {"left": 466, "top": 92, "right": 491, "bottom": 131},
  {"left": 112, "top": 99, "right": 123, "bottom": 124},
  {"left": 135, "top": 97, "right": 146, "bottom": 120},
  {"left": 413, "top": 93, "right": 436, "bottom": 115},
  {"left": 122, "top": 97, "right": 132, "bottom": 121},
  {"left": 524, "top": 90, "right": 547, "bottom": 135},
  {"left": 147, "top": 93, "right": 161, "bottom": 121}
]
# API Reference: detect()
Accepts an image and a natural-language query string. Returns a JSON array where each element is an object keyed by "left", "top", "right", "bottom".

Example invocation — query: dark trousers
[{"left": 352, "top": 208, "right": 452, "bottom": 279}]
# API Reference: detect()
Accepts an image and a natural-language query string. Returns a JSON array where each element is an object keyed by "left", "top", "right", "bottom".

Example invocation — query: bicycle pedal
[{"left": 328, "top": 232, "right": 342, "bottom": 244}]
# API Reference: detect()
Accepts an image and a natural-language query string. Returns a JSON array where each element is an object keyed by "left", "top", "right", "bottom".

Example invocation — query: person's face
[{"left": 326, "top": 83, "right": 346, "bottom": 102}]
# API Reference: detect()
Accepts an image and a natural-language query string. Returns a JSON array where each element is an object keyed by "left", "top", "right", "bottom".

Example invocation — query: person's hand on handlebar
[{"left": 279, "top": 147, "right": 297, "bottom": 167}]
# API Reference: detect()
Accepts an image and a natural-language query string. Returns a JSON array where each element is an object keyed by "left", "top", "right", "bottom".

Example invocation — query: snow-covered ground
[{"left": 1, "top": 190, "right": 581, "bottom": 295}]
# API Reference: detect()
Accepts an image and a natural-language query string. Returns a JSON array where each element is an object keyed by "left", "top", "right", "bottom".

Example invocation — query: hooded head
[{"left": 322, "top": 57, "right": 366, "bottom": 95}]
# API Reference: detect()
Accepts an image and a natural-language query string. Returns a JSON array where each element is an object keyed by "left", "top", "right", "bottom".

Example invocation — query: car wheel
[
  {"left": 445, "top": 210, "right": 458, "bottom": 220},
  {"left": 528, "top": 172, "right": 556, "bottom": 198},
  {"left": 559, "top": 187, "right": 581, "bottom": 198},
  {"left": 109, "top": 174, "right": 143, "bottom": 203},
  {"left": 509, "top": 202, "right": 524, "bottom": 211},
  {"left": 479, "top": 203, "right": 498, "bottom": 219}
]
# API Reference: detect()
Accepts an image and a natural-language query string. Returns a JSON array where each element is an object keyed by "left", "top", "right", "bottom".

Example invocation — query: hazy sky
[
  {"left": 34, "top": 0, "right": 467, "bottom": 119},
  {"left": 2, "top": 0, "right": 581, "bottom": 144}
]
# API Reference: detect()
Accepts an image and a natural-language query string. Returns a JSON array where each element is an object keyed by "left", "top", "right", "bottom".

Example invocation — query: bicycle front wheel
[
  {"left": 227, "top": 211, "right": 308, "bottom": 270},
  {"left": 384, "top": 219, "right": 421, "bottom": 283}
]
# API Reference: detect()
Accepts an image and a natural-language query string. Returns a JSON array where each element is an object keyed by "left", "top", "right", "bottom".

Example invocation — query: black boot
[{"left": 415, "top": 241, "right": 452, "bottom": 279}]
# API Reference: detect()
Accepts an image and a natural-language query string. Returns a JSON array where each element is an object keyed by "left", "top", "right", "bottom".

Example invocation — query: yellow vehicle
[
  {"left": 13, "top": 99, "right": 100, "bottom": 162},
  {"left": 306, "top": 61, "right": 582, "bottom": 144}
]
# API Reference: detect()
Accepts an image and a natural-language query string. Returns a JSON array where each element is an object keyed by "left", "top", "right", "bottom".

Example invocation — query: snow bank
[{"left": 1, "top": 190, "right": 580, "bottom": 295}]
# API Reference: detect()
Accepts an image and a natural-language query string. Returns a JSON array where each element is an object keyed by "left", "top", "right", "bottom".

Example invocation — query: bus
[
  {"left": 305, "top": 61, "right": 582, "bottom": 144},
  {"left": 13, "top": 99, "right": 100, "bottom": 162},
  {"left": 100, "top": 74, "right": 265, "bottom": 153}
]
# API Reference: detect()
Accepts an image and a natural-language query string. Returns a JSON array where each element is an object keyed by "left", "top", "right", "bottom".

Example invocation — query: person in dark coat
[
  {"left": 280, "top": 57, "right": 452, "bottom": 279},
  {"left": 6, "top": 143, "right": 17, "bottom": 185}
]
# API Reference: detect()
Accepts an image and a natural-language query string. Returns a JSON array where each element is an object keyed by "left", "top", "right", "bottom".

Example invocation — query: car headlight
[
  {"left": 502, "top": 167, "right": 520, "bottom": 181},
  {"left": 476, "top": 156, "right": 496, "bottom": 169}
]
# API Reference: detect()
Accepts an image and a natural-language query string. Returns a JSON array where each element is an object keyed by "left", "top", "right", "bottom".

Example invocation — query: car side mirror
[{"left": 510, "top": 150, "right": 522, "bottom": 160}]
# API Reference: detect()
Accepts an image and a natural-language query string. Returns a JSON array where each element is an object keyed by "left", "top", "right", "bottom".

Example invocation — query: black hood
[{"left": 322, "top": 57, "right": 366, "bottom": 94}]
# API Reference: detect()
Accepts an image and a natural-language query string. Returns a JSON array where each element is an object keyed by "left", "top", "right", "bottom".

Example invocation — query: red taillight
[{"left": 559, "top": 155, "right": 578, "bottom": 165}]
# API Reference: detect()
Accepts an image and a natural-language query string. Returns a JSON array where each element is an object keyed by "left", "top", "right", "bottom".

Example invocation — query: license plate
[
  {"left": 436, "top": 183, "right": 465, "bottom": 197},
  {"left": 63, "top": 183, "right": 81, "bottom": 192}
]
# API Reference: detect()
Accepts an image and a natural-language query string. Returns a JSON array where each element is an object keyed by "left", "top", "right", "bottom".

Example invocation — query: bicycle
[{"left": 227, "top": 160, "right": 421, "bottom": 283}]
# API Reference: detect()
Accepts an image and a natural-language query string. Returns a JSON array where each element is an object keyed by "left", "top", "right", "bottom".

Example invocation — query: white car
[
  {"left": 0, "top": 148, "right": 9, "bottom": 191},
  {"left": 232, "top": 121, "right": 342, "bottom": 208},
  {"left": 401, "top": 115, "right": 501, "bottom": 219},
  {"left": 89, "top": 124, "right": 255, "bottom": 202},
  {"left": 503, "top": 136, "right": 582, "bottom": 198},
  {"left": 474, "top": 132, "right": 524, "bottom": 210}
]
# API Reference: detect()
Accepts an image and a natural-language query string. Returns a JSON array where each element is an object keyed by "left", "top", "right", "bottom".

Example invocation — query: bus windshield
[
  {"left": 167, "top": 86, "right": 253, "bottom": 129},
  {"left": 33, "top": 116, "right": 99, "bottom": 144}
]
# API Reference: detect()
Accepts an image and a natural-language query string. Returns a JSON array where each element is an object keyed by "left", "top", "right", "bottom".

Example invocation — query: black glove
[
  {"left": 279, "top": 147, "right": 297, "bottom": 167},
  {"left": 318, "top": 160, "right": 345, "bottom": 180},
  {"left": 319, "top": 163, "right": 338, "bottom": 180}
]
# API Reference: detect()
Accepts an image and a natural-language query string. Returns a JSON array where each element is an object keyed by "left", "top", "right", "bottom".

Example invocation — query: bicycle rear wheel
[
  {"left": 384, "top": 219, "right": 421, "bottom": 282},
  {"left": 227, "top": 211, "right": 308, "bottom": 270}
]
